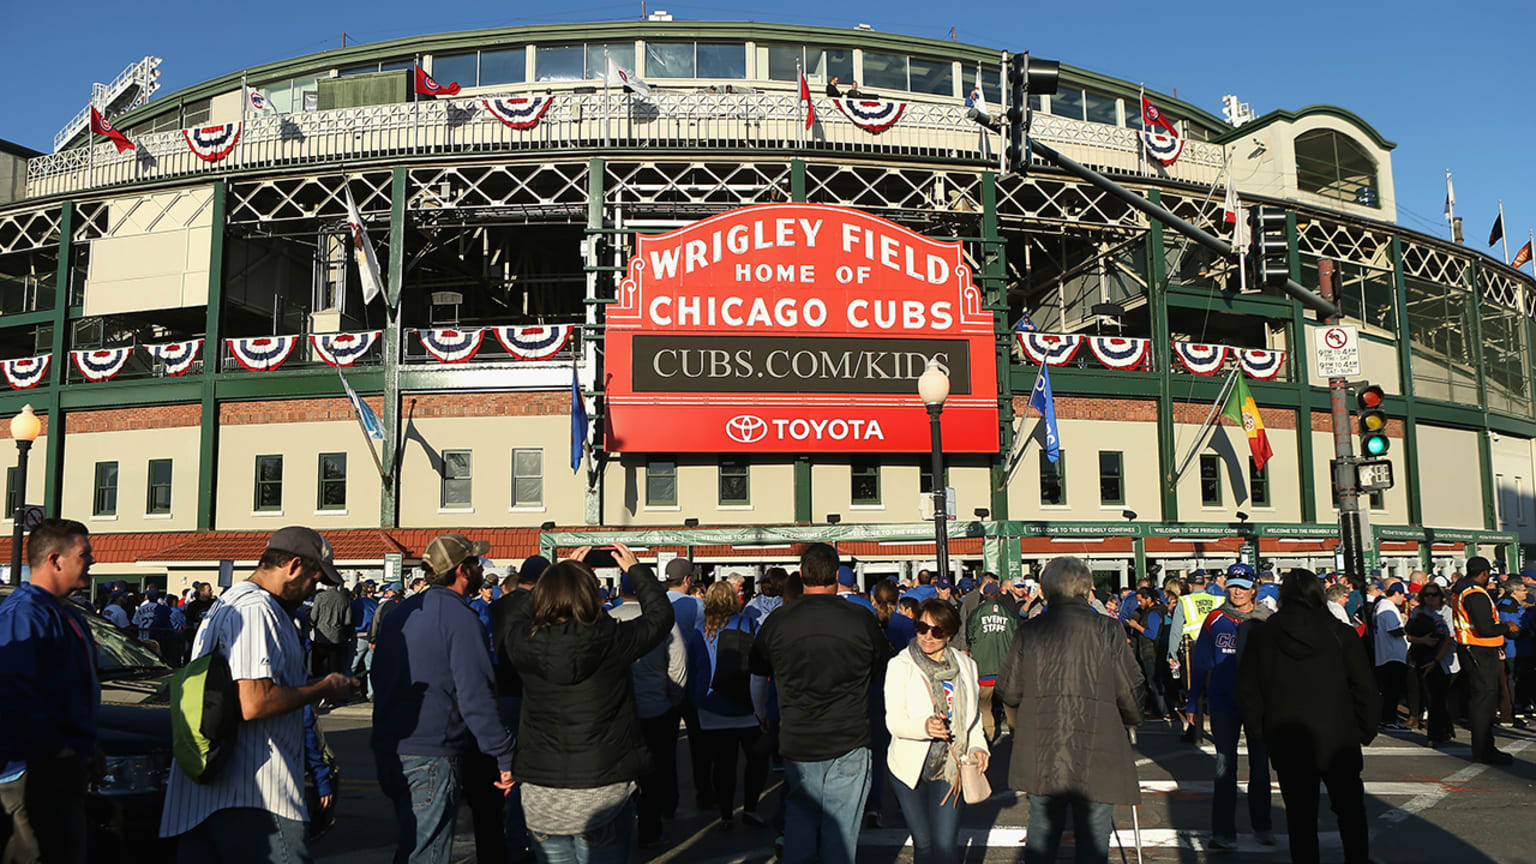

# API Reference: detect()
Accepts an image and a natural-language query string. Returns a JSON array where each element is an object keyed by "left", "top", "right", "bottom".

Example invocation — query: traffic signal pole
[{"left": 1320, "top": 259, "right": 1366, "bottom": 590}]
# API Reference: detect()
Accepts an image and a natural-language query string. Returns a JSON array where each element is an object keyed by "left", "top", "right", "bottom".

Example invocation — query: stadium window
[
  {"left": 1295, "top": 129, "right": 1379, "bottom": 209},
  {"left": 1040, "top": 450, "right": 1067, "bottom": 506},
  {"left": 93, "top": 461, "right": 117, "bottom": 517},
  {"left": 584, "top": 43, "right": 635, "bottom": 79},
  {"left": 696, "top": 44, "right": 746, "bottom": 78},
  {"left": 851, "top": 457, "right": 881, "bottom": 505},
  {"left": 1083, "top": 90, "right": 1118, "bottom": 125},
  {"left": 768, "top": 44, "right": 853, "bottom": 84},
  {"left": 254, "top": 455, "right": 283, "bottom": 512},
  {"left": 1049, "top": 87, "right": 1085, "bottom": 121},
  {"left": 719, "top": 458, "right": 750, "bottom": 505},
  {"left": 441, "top": 450, "right": 472, "bottom": 509},
  {"left": 318, "top": 453, "right": 347, "bottom": 511},
  {"left": 146, "top": 459, "right": 173, "bottom": 515},
  {"left": 432, "top": 52, "right": 479, "bottom": 88},
  {"left": 907, "top": 57, "right": 954, "bottom": 97},
  {"left": 918, "top": 461, "right": 951, "bottom": 495},
  {"left": 511, "top": 449, "right": 544, "bottom": 508},
  {"left": 1099, "top": 451, "right": 1124, "bottom": 506},
  {"left": 646, "top": 457, "right": 677, "bottom": 506},
  {"left": 480, "top": 48, "right": 526, "bottom": 85},
  {"left": 1199, "top": 455, "right": 1222, "bottom": 507},
  {"left": 1249, "top": 458, "right": 1269, "bottom": 508},
  {"left": 809, "top": 46, "right": 854, "bottom": 83},
  {"left": 646, "top": 42, "right": 696, "bottom": 78},
  {"left": 861, "top": 52, "right": 908, "bottom": 91},
  {"left": 766, "top": 45, "right": 802, "bottom": 81},
  {"left": 535, "top": 45, "right": 585, "bottom": 81}
]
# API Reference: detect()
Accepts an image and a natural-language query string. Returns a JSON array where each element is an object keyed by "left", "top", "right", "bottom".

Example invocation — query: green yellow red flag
[{"left": 1220, "top": 375, "right": 1272, "bottom": 470}]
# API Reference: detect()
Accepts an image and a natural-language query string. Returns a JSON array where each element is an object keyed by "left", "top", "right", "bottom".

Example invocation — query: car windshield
[{"left": 86, "top": 612, "right": 172, "bottom": 676}]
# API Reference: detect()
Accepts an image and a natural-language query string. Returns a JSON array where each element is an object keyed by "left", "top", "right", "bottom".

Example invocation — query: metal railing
[{"left": 28, "top": 88, "right": 1227, "bottom": 199}]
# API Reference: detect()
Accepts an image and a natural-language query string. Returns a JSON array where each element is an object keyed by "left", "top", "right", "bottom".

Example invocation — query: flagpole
[
  {"left": 1445, "top": 170, "right": 1455, "bottom": 239},
  {"left": 1138, "top": 84, "right": 1146, "bottom": 177},
  {"left": 1002, "top": 360, "right": 1046, "bottom": 485},
  {"left": 338, "top": 367, "right": 389, "bottom": 481},
  {"left": 796, "top": 59, "right": 803, "bottom": 148},
  {"left": 1170, "top": 367, "right": 1240, "bottom": 488},
  {"left": 1530, "top": 229, "right": 1535, "bottom": 275},
  {"left": 1500, "top": 200, "right": 1510, "bottom": 264}
]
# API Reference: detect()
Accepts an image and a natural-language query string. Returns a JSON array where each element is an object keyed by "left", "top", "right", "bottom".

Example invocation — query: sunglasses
[{"left": 914, "top": 621, "right": 950, "bottom": 640}]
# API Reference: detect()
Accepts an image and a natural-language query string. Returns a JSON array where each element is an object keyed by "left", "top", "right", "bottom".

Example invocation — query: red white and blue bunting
[
  {"left": 483, "top": 96, "right": 555, "bottom": 130},
  {"left": 834, "top": 98, "right": 907, "bottom": 134},
  {"left": 2, "top": 355, "right": 49, "bottom": 390},
  {"left": 71, "top": 348, "right": 133, "bottom": 382},
  {"left": 144, "top": 339, "right": 203, "bottom": 376},
  {"left": 493, "top": 324, "right": 573, "bottom": 360},
  {"left": 1086, "top": 337, "right": 1151, "bottom": 370},
  {"left": 1237, "top": 348, "right": 1286, "bottom": 380},
  {"left": 1016, "top": 333, "right": 1084, "bottom": 366},
  {"left": 227, "top": 336, "right": 299, "bottom": 371},
  {"left": 1172, "top": 342, "right": 1229, "bottom": 375},
  {"left": 1141, "top": 130, "right": 1183, "bottom": 166},
  {"left": 311, "top": 330, "right": 381, "bottom": 367},
  {"left": 183, "top": 123, "right": 242, "bottom": 163},
  {"left": 417, "top": 328, "right": 484, "bottom": 363}
]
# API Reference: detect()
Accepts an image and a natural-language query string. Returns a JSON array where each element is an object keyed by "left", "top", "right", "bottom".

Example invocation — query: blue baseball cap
[
  {"left": 958, "top": 576, "right": 975, "bottom": 593},
  {"left": 837, "top": 566, "right": 858, "bottom": 588},
  {"left": 1226, "top": 563, "right": 1255, "bottom": 578},
  {"left": 1386, "top": 583, "right": 1408, "bottom": 597},
  {"left": 981, "top": 582, "right": 1001, "bottom": 597},
  {"left": 936, "top": 577, "right": 954, "bottom": 590}
]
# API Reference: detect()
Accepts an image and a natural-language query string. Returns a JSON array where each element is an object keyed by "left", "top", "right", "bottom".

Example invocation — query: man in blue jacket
[
  {"left": 1186, "top": 565, "right": 1273, "bottom": 850},
  {"left": 373, "top": 533, "right": 514, "bottom": 864},
  {"left": 350, "top": 581, "right": 379, "bottom": 699},
  {"left": 0, "top": 519, "right": 98, "bottom": 863}
]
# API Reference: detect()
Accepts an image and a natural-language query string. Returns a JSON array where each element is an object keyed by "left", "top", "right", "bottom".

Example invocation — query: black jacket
[
  {"left": 491, "top": 587, "right": 532, "bottom": 697},
  {"left": 506, "top": 564, "right": 673, "bottom": 788},
  {"left": 997, "top": 598, "right": 1144, "bottom": 805},
  {"left": 1236, "top": 605, "right": 1379, "bottom": 773}
]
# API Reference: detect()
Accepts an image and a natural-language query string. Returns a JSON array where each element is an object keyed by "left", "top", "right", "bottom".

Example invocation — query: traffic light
[
  {"left": 1247, "top": 205, "right": 1289, "bottom": 288},
  {"left": 1004, "top": 53, "right": 1059, "bottom": 174},
  {"left": 1355, "top": 384, "right": 1389, "bottom": 456}
]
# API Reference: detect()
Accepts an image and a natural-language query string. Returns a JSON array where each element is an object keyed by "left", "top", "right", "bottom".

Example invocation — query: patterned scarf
[{"left": 908, "top": 641, "right": 960, "bottom": 783}]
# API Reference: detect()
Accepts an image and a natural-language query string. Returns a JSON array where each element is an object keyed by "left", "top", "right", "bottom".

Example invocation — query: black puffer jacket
[
  {"left": 506, "top": 564, "right": 673, "bottom": 788},
  {"left": 1236, "top": 604, "right": 1378, "bottom": 773},
  {"left": 997, "top": 598, "right": 1144, "bottom": 805}
]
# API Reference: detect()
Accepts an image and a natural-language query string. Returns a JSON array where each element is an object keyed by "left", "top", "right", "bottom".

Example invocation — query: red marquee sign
[{"left": 605, "top": 204, "right": 999, "bottom": 453}]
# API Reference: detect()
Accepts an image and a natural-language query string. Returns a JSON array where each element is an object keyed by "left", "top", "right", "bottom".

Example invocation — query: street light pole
[
  {"left": 918, "top": 360, "right": 951, "bottom": 581},
  {"left": 8, "top": 405, "right": 42, "bottom": 584}
]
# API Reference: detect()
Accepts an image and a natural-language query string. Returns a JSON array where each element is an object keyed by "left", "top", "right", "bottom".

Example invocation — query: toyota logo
[{"left": 725, "top": 414, "right": 768, "bottom": 444}]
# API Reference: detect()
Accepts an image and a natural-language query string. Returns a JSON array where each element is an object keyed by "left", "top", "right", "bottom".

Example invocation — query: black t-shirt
[{"left": 749, "top": 593, "right": 890, "bottom": 762}]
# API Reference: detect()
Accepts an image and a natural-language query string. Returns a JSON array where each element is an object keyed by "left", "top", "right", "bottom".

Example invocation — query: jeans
[
  {"left": 1022, "top": 794, "right": 1113, "bottom": 864},
  {"left": 1139, "top": 654, "right": 1168, "bottom": 717},
  {"left": 1274, "top": 758, "right": 1369, "bottom": 864},
  {"left": 680, "top": 699, "right": 712, "bottom": 808},
  {"left": 889, "top": 772, "right": 963, "bottom": 864},
  {"left": 530, "top": 799, "right": 636, "bottom": 864},
  {"left": 174, "top": 807, "right": 312, "bottom": 864},
  {"left": 498, "top": 696, "right": 530, "bottom": 860},
  {"left": 0, "top": 754, "right": 88, "bottom": 864},
  {"left": 1209, "top": 709, "right": 1271, "bottom": 841},
  {"left": 376, "top": 752, "right": 463, "bottom": 864},
  {"left": 636, "top": 707, "right": 681, "bottom": 842},
  {"left": 703, "top": 725, "right": 770, "bottom": 822},
  {"left": 352, "top": 633, "right": 374, "bottom": 698},
  {"left": 782, "top": 747, "right": 871, "bottom": 864}
]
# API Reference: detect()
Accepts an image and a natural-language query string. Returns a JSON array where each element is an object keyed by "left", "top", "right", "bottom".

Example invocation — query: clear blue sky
[{"left": 8, "top": 0, "right": 1534, "bottom": 261}]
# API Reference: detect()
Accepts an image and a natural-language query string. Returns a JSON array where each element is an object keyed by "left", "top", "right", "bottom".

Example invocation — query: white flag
[
  {"left": 966, "top": 64, "right": 987, "bottom": 115},
  {"left": 606, "top": 55, "right": 652, "bottom": 99},
  {"left": 342, "top": 185, "right": 384, "bottom": 306},
  {"left": 244, "top": 86, "right": 274, "bottom": 113},
  {"left": 1444, "top": 172, "right": 1456, "bottom": 222}
]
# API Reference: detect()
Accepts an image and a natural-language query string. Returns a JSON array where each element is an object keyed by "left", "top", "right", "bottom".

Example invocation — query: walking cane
[{"left": 1132, "top": 804, "right": 1143, "bottom": 864}]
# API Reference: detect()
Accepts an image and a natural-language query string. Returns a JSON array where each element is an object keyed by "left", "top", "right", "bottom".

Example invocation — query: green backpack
[{"left": 170, "top": 648, "right": 240, "bottom": 783}]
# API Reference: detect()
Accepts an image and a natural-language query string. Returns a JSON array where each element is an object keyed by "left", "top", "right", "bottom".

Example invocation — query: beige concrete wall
[
  {"left": 1490, "top": 433, "right": 1535, "bottom": 543},
  {"left": 1309, "top": 428, "right": 1409, "bottom": 526},
  {"left": 1301, "top": 324, "right": 1401, "bottom": 392},
  {"left": 397, "top": 415, "right": 586, "bottom": 528},
  {"left": 1233, "top": 113, "right": 1396, "bottom": 224},
  {"left": 1415, "top": 424, "right": 1484, "bottom": 530},
  {"left": 603, "top": 454, "right": 798, "bottom": 526},
  {"left": 1170, "top": 423, "right": 1303, "bottom": 523},
  {"left": 1006, "top": 418, "right": 1163, "bottom": 521},
  {"left": 84, "top": 188, "right": 214, "bottom": 316},
  {"left": 0, "top": 433, "right": 48, "bottom": 528},
  {"left": 217, "top": 421, "right": 385, "bottom": 530},
  {"left": 62, "top": 427, "right": 200, "bottom": 531}
]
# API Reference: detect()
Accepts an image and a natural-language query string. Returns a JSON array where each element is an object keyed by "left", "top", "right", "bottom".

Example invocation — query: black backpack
[{"left": 709, "top": 617, "right": 757, "bottom": 711}]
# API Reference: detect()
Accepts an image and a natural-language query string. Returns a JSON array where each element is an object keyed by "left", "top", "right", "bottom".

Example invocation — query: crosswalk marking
[{"left": 859, "top": 827, "right": 1341, "bottom": 852}]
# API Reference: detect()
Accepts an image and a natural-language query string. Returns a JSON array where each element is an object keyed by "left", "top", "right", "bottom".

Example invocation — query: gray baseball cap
[{"left": 264, "top": 526, "right": 343, "bottom": 586}]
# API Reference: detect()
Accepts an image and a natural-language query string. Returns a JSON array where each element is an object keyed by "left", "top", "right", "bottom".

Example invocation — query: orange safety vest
[{"left": 1453, "top": 584, "right": 1503, "bottom": 648}]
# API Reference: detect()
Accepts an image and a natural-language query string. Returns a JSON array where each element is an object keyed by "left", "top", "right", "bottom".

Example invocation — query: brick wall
[
  {"left": 405, "top": 392, "right": 567, "bottom": 419},
  {"left": 67, "top": 404, "right": 201, "bottom": 434},
  {"left": 0, "top": 411, "right": 49, "bottom": 440},
  {"left": 1009, "top": 396, "right": 1158, "bottom": 422},
  {"left": 220, "top": 397, "right": 385, "bottom": 426}
]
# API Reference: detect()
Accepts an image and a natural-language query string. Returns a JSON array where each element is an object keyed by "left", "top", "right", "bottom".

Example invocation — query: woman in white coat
[{"left": 885, "top": 598, "right": 991, "bottom": 864}]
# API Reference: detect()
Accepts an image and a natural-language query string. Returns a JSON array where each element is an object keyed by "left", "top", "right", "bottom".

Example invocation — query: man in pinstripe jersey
[{"left": 159, "top": 527, "right": 356, "bottom": 863}]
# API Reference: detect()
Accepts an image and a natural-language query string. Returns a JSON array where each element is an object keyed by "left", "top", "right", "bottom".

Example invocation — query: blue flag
[
  {"left": 570, "top": 365, "right": 588, "bottom": 473},
  {"left": 1028, "top": 364, "right": 1061, "bottom": 463},
  {"left": 338, "top": 368, "right": 383, "bottom": 440}
]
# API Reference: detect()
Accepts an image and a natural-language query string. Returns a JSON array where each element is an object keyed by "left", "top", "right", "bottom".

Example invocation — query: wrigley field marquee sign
[{"left": 605, "top": 204, "right": 999, "bottom": 453}]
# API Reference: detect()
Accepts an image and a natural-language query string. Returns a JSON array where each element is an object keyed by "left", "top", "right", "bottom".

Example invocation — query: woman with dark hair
[
  {"left": 696, "top": 581, "right": 770, "bottom": 830},
  {"left": 1237, "top": 569, "right": 1379, "bottom": 864},
  {"left": 744, "top": 567, "right": 786, "bottom": 626},
  {"left": 506, "top": 543, "right": 674, "bottom": 863},
  {"left": 873, "top": 580, "right": 916, "bottom": 652},
  {"left": 884, "top": 599, "right": 989, "bottom": 864}
]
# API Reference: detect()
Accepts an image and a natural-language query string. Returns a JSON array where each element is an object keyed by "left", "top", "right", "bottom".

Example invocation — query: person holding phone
[
  {"left": 505, "top": 542, "right": 674, "bottom": 863},
  {"left": 884, "top": 599, "right": 988, "bottom": 864}
]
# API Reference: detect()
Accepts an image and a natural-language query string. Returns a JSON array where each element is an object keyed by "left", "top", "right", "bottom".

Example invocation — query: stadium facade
[{"left": 0, "top": 19, "right": 1529, "bottom": 593}]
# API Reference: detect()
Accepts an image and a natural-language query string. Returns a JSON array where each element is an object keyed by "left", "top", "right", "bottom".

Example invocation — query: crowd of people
[{"left": 2, "top": 516, "right": 1534, "bottom": 864}]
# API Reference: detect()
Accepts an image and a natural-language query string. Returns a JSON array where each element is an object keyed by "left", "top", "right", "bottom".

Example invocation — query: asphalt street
[{"left": 312, "top": 705, "right": 1536, "bottom": 863}]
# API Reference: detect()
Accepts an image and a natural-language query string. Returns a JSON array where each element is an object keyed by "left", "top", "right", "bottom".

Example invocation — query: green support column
[
  {"left": 791, "top": 159, "right": 812, "bottom": 523},
  {"left": 585, "top": 158, "right": 606, "bottom": 526},
  {"left": 41, "top": 203, "right": 73, "bottom": 518},
  {"left": 1389, "top": 236, "right": 1423, "bottom": 526},
  {"left": 1467, "top": 260, "right": 1496, "bottom": 530},
  {"left": 1286, "top": 213, "right": 1317, "bottom": 523},
  {"left": 196, "top": 184, "right": 226, "bottom": 530},
  {"left": 380, "top": 168, "right": 407, "bottom": 529},
  {"left": 1146, "top": 191, "right": 1177, "bottom": 521},
  {"left": 1133, "top": 535, "right": 1148, "bottom": 579},
  {"left": 983, "top": 172, "right": 1010, "bottom": 520}
]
